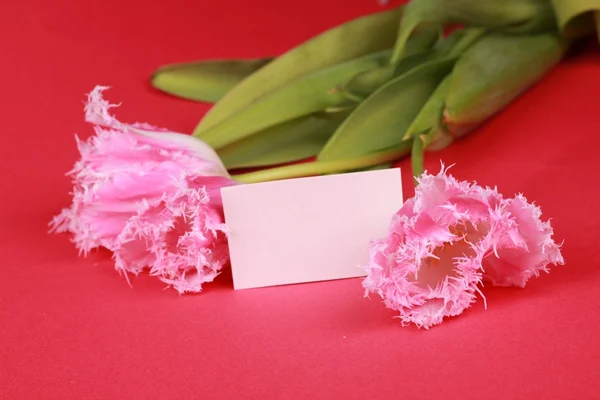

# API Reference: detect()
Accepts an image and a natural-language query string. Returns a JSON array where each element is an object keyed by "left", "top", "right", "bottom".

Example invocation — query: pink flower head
[
  {"left": 362, "top": 165, "right": 564, "bottom": 329},
  {"left": 51, "top": 86, "right": 236, "bottom": 293}
]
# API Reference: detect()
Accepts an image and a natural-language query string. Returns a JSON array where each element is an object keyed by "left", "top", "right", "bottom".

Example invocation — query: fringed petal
[
  {"left": 113, "top": 174, "right": 230, "bottom": 293},
  {"left": 482, "top": 194, "right": 565, "bottom": 287},
  {"left": 51, "top": 86, "right": 235, "bottom": 293},
  {"left": 363, "top": 165, "right": 564, "bottom": 329}
]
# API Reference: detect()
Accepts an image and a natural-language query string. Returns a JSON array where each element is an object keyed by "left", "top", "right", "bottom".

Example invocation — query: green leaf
[
  {"left": 442, "top": 27, "right": 487, "bottom": 57},
  {"left": 317, "top": 57, "right": 456, "bottom": 161},
  {"left": 194, "top": 6, "right": 405, "bottom": 135},
  {"left": 322, "top": 161, "right": 393, "bottom": 175},
  {"left": 390, "top": 0, "right": 556, "bottom": 63},
  {"left": 390, "top": 0, "right": 443, "bottom": 63},
  {"left": 217, "top": 113, "right": 347, "bottom": 169},
  {"left": 151, "top": 58, "right": 273, "bottom": 103},
  {"left": 402, "top": 26, "right": 444, "bottom": 55},
  {"left": 197, "top": 50, "right": 391, "bottom": 149},
  {"left": 343, "top": 27, "right": 483, "bottom": 101},
  {"left": 319, "top": 103, "right": 357, "bottom": 114},
  {"left": 359, "top": 162, "right": 394, "bottom": 171},
  {"left": 444, "top": 32, "right": 569, "bottom": 135},
  {"left": 342, "top": 52, "right": 428, "bottom": 101},
  {"left": 403, "top": 75, "right": 451, "bottom": 140},
  {"left": 550, "top": 0, "right": 600, "bottom": 37},
  {"left": 443, "top": 0, "right": 557, "bottom": 34},
  {"left": 231, "top": 141, "right": 412, "bottom": 184}
]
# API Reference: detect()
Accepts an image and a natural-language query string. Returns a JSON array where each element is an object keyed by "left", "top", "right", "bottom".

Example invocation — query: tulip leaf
[
  {"left": 402, "top": 26, "right": 444, "bottom": 55},
  {"left": 403, "top": 75, "right": 451, "bottom": 140},
  {"left": 322, "top": 161, "right": 394, "bottom": 175},
  {"left": 390, "top": 0, "right": 556, "bottom": 63},
  {"left": 151, "top": 58, "right": 273, "bottom": 103},
  {"left": 194, "top": 6, "right": 405, "bottom": 135},
  {"left": 342, "top": 55, "right": 422, "bottom": 101},
  {"left": 550, "top": 0, "right": 600, "bottom": 38},
  {"left": 321, "top": 103, "right": 357, "bottom": 114},
  {"left": 197, "top": 50, "right": 391, "bottom": 149},
  {"left": 359, "top": 162, "right": 394, "bottom": 171},
  {"left": 231, "top": 141, "right": 412, "bottom": 184},
  {"left": 443, "top": 0, "right": 557, "bottom": 34},
  {"left": 443, "top": 27, "right": 487, "bottom": 57},
  {"left": 343, "top": 27, "right": 483, "bottom": 101},
  {"left": 444, "top": 32, "right": 568, "bottom": 132},
  {"left": 217, "top": 113, "right": 348, "bottom": 169},
  {"left": 342, "top": 28, "right": 446, "bottom": 101},
  {"left": 390, "top": 0, "right": 443, "bottom": 63},
  {"left": 317, "top": 57, "right": 457, "bottom": 161}
]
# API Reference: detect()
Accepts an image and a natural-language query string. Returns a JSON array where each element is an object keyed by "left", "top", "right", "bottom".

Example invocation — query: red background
[{"left": 2, "top": 0, "right": 599, "bottom": 398}]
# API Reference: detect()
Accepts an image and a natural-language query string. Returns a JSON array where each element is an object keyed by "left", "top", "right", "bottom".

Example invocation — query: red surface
[{"left": 2, "top": 0, "right": 600, "bottom": 398}]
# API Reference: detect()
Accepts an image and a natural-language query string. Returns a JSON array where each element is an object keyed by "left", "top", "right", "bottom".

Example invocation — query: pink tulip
[
  {"left": 362, "top": 165, "right": 564, "bottom": 329},
  {"left": 51, "top": 86, "right": 235, "bottom": 293}
]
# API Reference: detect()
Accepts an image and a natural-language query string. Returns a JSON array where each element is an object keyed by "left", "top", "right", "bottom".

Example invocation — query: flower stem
[
  {"left": 411, "top": 135, "right": 425, "bottom": 186},
  {"left": 231, "top": 142, "right": 412, "bottom": 184}
]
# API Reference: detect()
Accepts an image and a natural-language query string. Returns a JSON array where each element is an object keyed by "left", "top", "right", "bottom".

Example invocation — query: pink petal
[
  {"left": 117, "top": 174, "right": 231, "bottom": 293},
  {"left": 84, "top": 86, "right": 229, "bottom": 178},
  {"left": 482, "top": 194, "right": 565, "bottom": 287},
  {"left": 51, "top": 86, "right": 236, "bottom": 292},
  {"left": 363, "top": 166, "right": 495, "bottom": 329},
  {"left": 362, "top": 165, "right": 564, "bottom": 328}
]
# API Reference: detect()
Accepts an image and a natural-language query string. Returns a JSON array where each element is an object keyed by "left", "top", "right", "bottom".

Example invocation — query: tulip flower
[
  {"left": 51, "top": 86, "right": 236, "bottom": 293},
  {"left": 361, "top": 165, "right": 564, "bottom": 329}
]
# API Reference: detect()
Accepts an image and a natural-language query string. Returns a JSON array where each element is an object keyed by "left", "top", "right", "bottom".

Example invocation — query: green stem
[
  {"left": 411, "top": 135, "right": 425, "bottom": 186},
  {"left": 232, "top": 142, "right": 412, "bottom": 184},
  {"left": 390, "top": 0, "right": 442, "bottom": 64},
  {"left": 390, "top": 22, "right": 417, "bottom": 64}
]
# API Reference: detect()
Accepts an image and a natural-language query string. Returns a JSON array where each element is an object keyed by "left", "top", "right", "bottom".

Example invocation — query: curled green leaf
[
  {"left": 444, "top": 32, "right": 569, "bottom": 136},
  {"left": 356, "top": 162, "right": 394, "bottom": 172},
  {"left": 151, "top": 58, "right": 272, "bottom": 103},
  {"left": 403, "top": 75, "right": 451, "bottom": 141},
  {"left": 390, "top": 0, "right": 556, "bottom": 63},
  {"left": 194, "top": 6, "right": 405, "bottom": 135},
  {"left": 231, "top": 141, "right": 412, "bottom": 184},
  {"left": 318, "top": 57, "right": 456, "bottom": 161},
  {"left": 198, "top": 50, "right": 391, "bottom": 149},
  {"left": 550, "top": 0, "right": 600, "bottom": 38},
  {"left": 342, "top": 52, "right": 431, "bottom": 101},
  {"left": 343, "top": 27, "right": 484, "bottom": 101},
  {"left": 217, "top": 113, "right": 348, "bottom": 169},
  {"left": 320, "top": 103, "right": 357, "bottom": 114}
]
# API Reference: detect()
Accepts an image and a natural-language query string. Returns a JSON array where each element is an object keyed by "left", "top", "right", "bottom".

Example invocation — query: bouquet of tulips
[
  {"left": 55, "top": 0, "right": 597, "bottom": 328},
  {"left": 151, "top": 0, "right": 600, "bottom": 182}
]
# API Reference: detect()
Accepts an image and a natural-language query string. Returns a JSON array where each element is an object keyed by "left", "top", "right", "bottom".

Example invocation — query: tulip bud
[
  {"left": 443, "top": 32, "right": 569, "bottom": 137},
  {"left": 403, "top": 30, "right": 568, "bottom": 160},
  {"left": 391, "top": 0, "right": 557, "bottom": 62}
]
